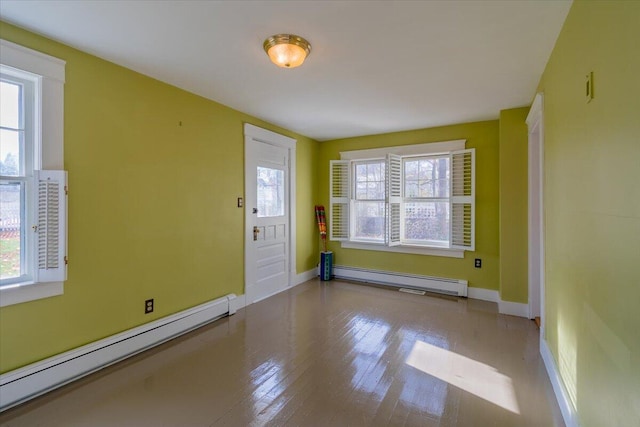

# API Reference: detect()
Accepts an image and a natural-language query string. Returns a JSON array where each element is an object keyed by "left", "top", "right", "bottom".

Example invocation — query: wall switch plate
[
  {"left": 145, "top": 299, "right": 154, "bottom": 314},
  {"left": 474, "top": 258, "right": 482, "bottom": 268},
  {"left": 237, "top": 197, "right": 243, "bottom": 208}
]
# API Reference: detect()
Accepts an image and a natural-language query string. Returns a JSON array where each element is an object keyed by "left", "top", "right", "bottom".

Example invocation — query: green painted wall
[
  {"left": 0, "top": 22, "right": 319, "bottom": 373},
  {"left": 319, "top": 121, "right": 500, "bottom": 291},
  {"left": 499, "top": 107, "right": 529, "bottom": 303},
  {"left": 537, "top": 1, "right": 640, "bottom": 425}
]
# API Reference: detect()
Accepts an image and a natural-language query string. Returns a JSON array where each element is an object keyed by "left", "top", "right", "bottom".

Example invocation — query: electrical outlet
[
  {"left": 474, "top": 258, "right": 482, "bottom": 268},
  {"left": 145, "top": 299, "right": 154, "bottom": 314}
]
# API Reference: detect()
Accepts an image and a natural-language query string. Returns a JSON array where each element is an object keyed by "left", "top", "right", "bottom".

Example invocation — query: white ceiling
[{"left": 0, "top": 1, "right": 572, "bottom": 141}]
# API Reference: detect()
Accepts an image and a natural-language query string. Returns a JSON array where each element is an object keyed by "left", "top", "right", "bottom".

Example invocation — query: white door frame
[
  {"left": 244, "top": 123, "right": 296, "bottom": 302},
  {"left": 526, "top": 93, "right": 545, "bottom": 336}
]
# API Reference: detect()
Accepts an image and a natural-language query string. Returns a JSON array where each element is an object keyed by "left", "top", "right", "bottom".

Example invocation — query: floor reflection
[
  {"left": 346, "top": 315, "right": 450, "bottom": 419},
  {"left": 347, "top": 316, "right": 392, "bottom": 400},
  {"left": 249, "top": 358, "right": 286, "bottom": 425}
]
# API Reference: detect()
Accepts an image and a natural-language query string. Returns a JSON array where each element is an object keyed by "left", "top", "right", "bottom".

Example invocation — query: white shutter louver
[
  {"left": 450, "top": 149, "right": 475, "bottom": 251},
  {"left": 329, "top": 160, "right": 350, "bottom": 241},
  {"left": 35, "top": 170, "right": 67, "bottom": 282},
  {"left": 386, "top": 154, "right": 402, "bottom": 246}
]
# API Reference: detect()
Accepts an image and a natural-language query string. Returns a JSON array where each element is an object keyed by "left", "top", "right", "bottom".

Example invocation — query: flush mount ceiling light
[{"left": 263, "top": 34, "right": 311, "bottom": 69}]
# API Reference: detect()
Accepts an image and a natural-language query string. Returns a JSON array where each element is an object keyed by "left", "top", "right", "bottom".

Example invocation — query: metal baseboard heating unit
[
  {"left": 333, "top": 265, "right": 468, "bottom": 297},
  {"left": 0, "top": 293, "right": 238, "bottom": 412}
]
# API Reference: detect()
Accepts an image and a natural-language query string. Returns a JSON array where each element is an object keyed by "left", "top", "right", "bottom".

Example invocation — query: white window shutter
[
  {"left": 329, "top": 160, "right": 350, "bottom": 241},
  {"left": 450, "top": 149, "right": 475, "bottom": 251},
  {"left": 386, "top": 154, "right": 402, "bottom": 246},
  {"left": 34, "top": 170, "right": 67, "bottom": 282}
]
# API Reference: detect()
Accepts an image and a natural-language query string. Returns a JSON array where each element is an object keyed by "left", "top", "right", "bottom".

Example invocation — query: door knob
[{"left": 253, "top": 226, "right": 260, "bottom": 241}]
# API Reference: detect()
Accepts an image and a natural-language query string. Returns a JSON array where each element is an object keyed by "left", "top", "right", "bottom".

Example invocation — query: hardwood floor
[{"left": 0, "top": 279, "right": 564, "bottom": 426}]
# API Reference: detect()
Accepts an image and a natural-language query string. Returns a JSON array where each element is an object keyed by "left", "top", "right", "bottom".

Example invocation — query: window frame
[
  {"left": 0, "top": 39, "right": 66, "bottom": 307},
  {"left": 332, "top": 140, "right": 474, "bottom": 259},
  {"left": 1, "top": 70, "right": 38, "bottom": 286}
]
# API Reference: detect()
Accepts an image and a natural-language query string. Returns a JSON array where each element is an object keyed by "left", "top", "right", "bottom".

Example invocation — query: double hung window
[
  {"left": 330, "top": 141, "right": 475, "bottom": 257},
  {"left": 0, "top": 39, "right": 67, "bottom": 306}
]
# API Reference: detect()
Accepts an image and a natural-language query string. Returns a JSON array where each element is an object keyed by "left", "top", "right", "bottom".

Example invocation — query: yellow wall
[
  {"left": 538, "top": 1, "right": 640, "bottom": 425},
  {"left": 319, "top": 121, "right": 501, "bottom": 291},
  {"left": 499, "top": 107, "right": 529, "bottom": 303},
  {"left": 0, "top": 22, "right": 319, "bottom": 373}
]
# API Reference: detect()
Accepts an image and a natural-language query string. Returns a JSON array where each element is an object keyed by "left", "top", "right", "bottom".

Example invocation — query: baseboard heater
[
  {"left": 333, "top": 265, "right": 468, "bottom": 297},
  {"left": 0, "top": 293, "right": 238, "bottom": 412}
]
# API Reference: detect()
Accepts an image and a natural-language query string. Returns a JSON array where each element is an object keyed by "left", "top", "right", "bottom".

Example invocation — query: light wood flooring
[{"left": 0, "top": 279, "right": 564, "bottom": 426}]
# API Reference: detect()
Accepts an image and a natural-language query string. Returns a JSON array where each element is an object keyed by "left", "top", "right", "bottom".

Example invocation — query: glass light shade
[
  {"left": 263, "top": 34, "right": 311, "bottom": 69},
  {"left": 267, "top": 44, "right": 307, "bottom": 68}
]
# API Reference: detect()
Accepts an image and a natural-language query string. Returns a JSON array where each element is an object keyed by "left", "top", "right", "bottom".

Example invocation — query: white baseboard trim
[
  {"left": 466, "top": 287, "right": 530, "bottom": 318},
  {"left": 468, "top": 287, "right": 499, "bottom": 302},
  {"left": 540, "top": 338, "right": 580, "bottom": 427},
  {"left": 232, "top": 293, "right": 246, "bottom": 312},
  {"left": 0, "top": 293, "right": 238, "bottom": 412},
  {"left": 498, "top": 300, "right": 530, "bottom": 318},
  {"left": 294, "top": 268, "right": 317, "bottom": 285}
]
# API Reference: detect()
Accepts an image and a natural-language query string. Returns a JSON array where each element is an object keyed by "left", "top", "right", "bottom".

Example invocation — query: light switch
[{"left": 237, "top": 197, "right": 243, "bottom": 208}]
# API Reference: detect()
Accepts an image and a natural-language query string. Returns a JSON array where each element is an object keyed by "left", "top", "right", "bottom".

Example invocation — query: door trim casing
[
  {"left": 526, "top": 93, "right": 545, "bottom": 333},
  {"left": 243, "top": 123, "right": 296, "bottom": 302}
]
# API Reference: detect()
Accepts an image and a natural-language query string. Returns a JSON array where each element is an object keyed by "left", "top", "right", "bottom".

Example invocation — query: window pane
[
  {"left": 404, "top": 159, "right": 418, "bottom": 180},
  {"left": 0, "top": 129, "right": 22, "bottom": 176},
  {"left": 367, "top": 163, "right": 382, "bottom": 180},
  {"left": 0, "top": 181, "right": 23, "bottom": 280},
  {"left": 257, "top": 166, "right": 284, "bottom": 218},
  {"left": 0, "top": 80, "right": 21, "bottom": 129},
  {"left": 367, "top": 182, "right": 385, "bottom": 199},
  {"left": 354, "top": 161, "right": 385, "bottom": 200},
  {"left": 355, "top": 164, "right": 367, "bottom": 182},
  {"left": 356, "top": 182, "right": 367, "bottom": 199},
  {"left": 354, "top": 201, "right": 385, "bottom": 240},
  {"left": 404, "top": 157, "right": 449, "bottom": 198},
  {"left": 404, "top": 201, "right": 450, "bottom": 243}
]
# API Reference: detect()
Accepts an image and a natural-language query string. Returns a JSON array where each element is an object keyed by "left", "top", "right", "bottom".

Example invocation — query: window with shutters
[
  {"left": 0, "top": 40, "right": 67, "bottom": 307},
  {"left": 329, "top": 140, "right": 474, "bottom": 258}
]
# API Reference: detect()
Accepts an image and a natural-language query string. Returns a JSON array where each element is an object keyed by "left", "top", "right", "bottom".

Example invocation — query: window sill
[
  {"left": 341, "top": 241, "right": 464, "bottom": 258},
  {"left": 0, "top": 282, "right": 64, "bottom": 307}
]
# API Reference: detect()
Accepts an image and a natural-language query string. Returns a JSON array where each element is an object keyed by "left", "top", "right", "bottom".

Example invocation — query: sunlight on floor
[{"left": 406, "top": 340, "right": 520, "bottom": 414}]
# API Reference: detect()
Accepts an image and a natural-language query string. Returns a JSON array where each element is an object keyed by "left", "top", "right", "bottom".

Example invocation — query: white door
[{"left": 244, "top": 125, "right": 295, "bottom": 304}]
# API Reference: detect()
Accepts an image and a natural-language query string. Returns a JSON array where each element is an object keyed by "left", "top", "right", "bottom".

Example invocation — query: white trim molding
[
  {"left": 295, "top": 268, "right": 317, "bottom": 285},
  {"left": 467, "top": 287, "right": 529, "bottom": 318},
  {"left": 0, "top": 294, "right": 238, "bottom": 412},
  {"left": 526, "top": 92, "right": 546, "bottom": 329},
  {"left": 340, "top": 139, "right": 466, "bottom": 160},
  {"left": 498, "top": 300, "right": 530, "bottom": 318},
  {"left": 540, "top": 338, "right": 581, "bottom": 427},
  {"left": 467, "top": 286, "right": 499, "bottom": 302},
  {"left": 0, "top": 281, "right": 63, "bottom": 308}
]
